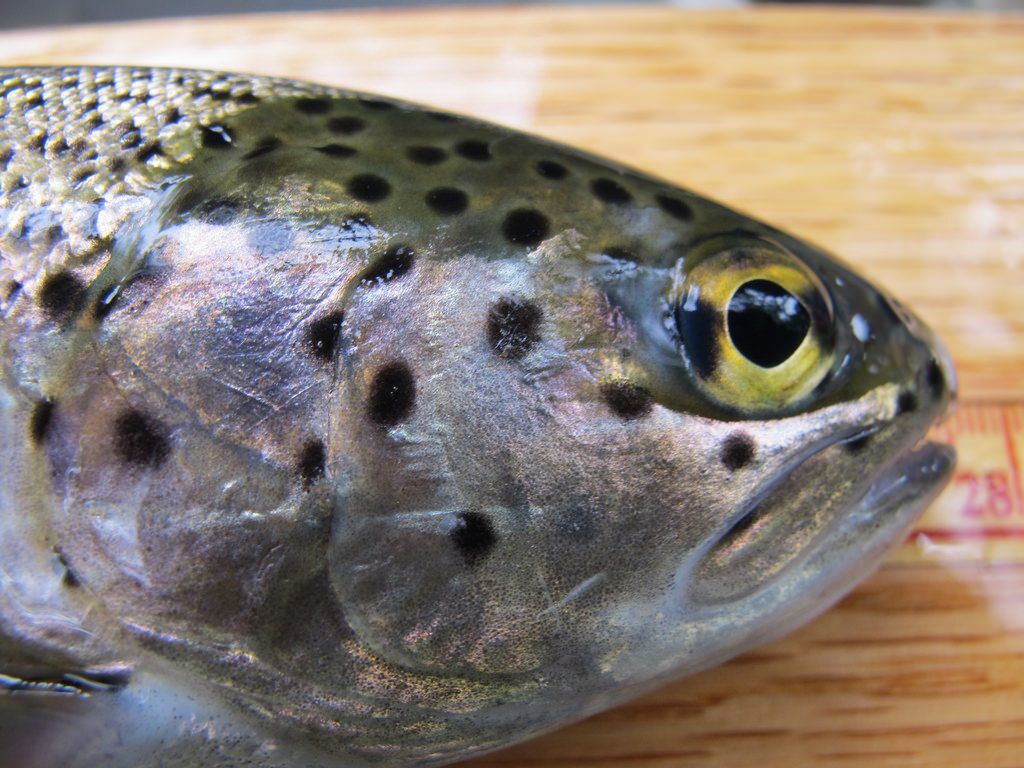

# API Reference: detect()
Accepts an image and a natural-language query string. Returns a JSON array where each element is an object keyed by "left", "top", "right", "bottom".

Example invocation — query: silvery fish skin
[{"left": 0, "top": 67, "right": 955, "bottom": 767}]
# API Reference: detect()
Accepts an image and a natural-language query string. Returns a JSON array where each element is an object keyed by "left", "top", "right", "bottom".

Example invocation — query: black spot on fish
[
  {"left": 502, "top": 209, "right": 550, "bottom": 248},
  {"left": 721, "top": 433, "right": 755, "bottom": 470},
  {"left": 450, "top": 511, "right": 497, "bottom": 566},
  {"left": 163, "top": 107, "right": 181, "bottom": 125},
  {"left": 29, "top": 397, "right": 55, "bottom": 445},
  {"left": 113, "top": 410, "right": 170, "bottom": 469},
  {"left": 362, "top": 245, "right": 415, "bottom": 284},
  {"left": 425, "top": 187, "right": 468, "bottom": 216},
  {"left": 5, "top": 281, "right": 22, "bottom": 302},
  {"left": 347, "top": 174, "right": 390, "bottom": 203},
  {"left": 136, "top": 141, "right": 163, "bottom": 163},
  {"left": 109, "top": 157, "right": 126, "bottom": 174},
  {"left": 317, "top": 143, "right": 357, "bottom": 158},
  {"left": 368, "top": 361, "right": 416, "bottom": 428},
  {"left": 656, "top": 194, "right": 693, "bottom": 222},
  {"left": 407, "top": 146, "right": 447, "bottom": 165},
  {"left": 675, "top": 299, "right": 718, "bottom": 379},
  {"left": 536, "top": 160, "right": 568, "bottom": 180},
  {"left": 297, "top": 439, "right": 326, "bottom": 488},
  {"left": 296, "top": 97, "right": 333, "bottom": 115},
  {"left": 488, "top": 297, "right": 542, "bottom": 360},
  {"left": 591, "top": 178, "right": 633, "bottom": 205},
  {"left": 601, "top": 379, "right": 653, "bottom": 420},
  {"left": 37, "top": 271, "right": 86, "bottom": 322},
  {"left": 454, "top": 140, "right": 492, "bottom": 161},
  {"left": 237, "top": 92, "right": 260, "bottom": 105},
  {"left": 897, "top": 390, "right": 918, "bottom": 415},
  {"left": 361, "top": 98, "right": 395, "bottom": 111},
  {"left": 200, "top": 124, "right": 233, "bottom": 149},
  {"left": 50, "top": 136, "right": 69, "bottom": 156},
  {"left": 244, "top": 137, "right": 281, "bottom": 160},
  {"left": 29, "top": 132, "right": 47, "bottom": 153},
  {"left": 925, "top": 358, "right": 946, "bottom": 398},
  {"left": 327, "top": 116, "right": 365, "bottom": 135},
  {"left": 306, "top": 311, "right": 344, "bottom": 362}
]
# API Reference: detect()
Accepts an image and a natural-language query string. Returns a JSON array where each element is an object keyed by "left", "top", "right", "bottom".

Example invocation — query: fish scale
[{"left": 0, "top": 67, "right": 954, "bottom": 768}]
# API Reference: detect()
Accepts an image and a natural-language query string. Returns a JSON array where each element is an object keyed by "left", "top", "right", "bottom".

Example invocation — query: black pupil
[{"left": 726, "top": 279, "right": 810, "bottom": 368}]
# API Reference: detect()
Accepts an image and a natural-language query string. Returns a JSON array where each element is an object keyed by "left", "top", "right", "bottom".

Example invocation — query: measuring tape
[{"left": 895, "top": 403, "right": 1024, "bottom": 564}]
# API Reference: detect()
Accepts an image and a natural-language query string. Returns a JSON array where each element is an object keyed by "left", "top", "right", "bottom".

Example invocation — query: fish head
[
  {"left": 77, "top": 118, "right": 954, "bottom": 714},
  {"left": 330, "top": 217, "right": 955, "bottom": 696}
]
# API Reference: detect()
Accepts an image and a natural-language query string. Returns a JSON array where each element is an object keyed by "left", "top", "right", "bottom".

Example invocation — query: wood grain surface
[{"left": 2, "top": 6, "right": 1022, "bottom": 767}]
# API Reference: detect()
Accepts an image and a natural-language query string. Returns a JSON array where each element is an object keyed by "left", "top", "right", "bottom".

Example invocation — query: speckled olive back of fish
[{"left": 0, "top": 67, "right": 955, "bottom": 768}]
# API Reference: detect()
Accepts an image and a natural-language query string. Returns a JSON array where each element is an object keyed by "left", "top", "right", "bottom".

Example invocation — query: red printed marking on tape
[{"left": 897, "top": 403, "right": 1024, "bottom": 561}]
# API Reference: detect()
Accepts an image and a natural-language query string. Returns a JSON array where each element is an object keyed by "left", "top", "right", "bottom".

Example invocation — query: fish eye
[
  {"left": 727, "top": 279, "right": 810, "bottom": 368},
  {"left": 671, "top": 235, "right": 834, "bottom": 414}
]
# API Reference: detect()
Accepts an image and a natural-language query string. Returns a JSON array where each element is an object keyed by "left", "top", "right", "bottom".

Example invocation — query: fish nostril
[
  {"left": 896, "top": 390, "right": 918, "bottom": 416},
  {"left": 925, "top": 358, "right": 946, "bottom": 399}
]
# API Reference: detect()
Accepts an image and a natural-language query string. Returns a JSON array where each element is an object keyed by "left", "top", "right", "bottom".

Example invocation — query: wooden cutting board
[{"left": 2, "top": 6, "right": 1022, "bottom": 767}]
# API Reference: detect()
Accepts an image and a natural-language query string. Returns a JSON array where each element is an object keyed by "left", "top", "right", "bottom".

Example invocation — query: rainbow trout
[{"left": 0, "top": 66, "right": 955, "bottom": 767}]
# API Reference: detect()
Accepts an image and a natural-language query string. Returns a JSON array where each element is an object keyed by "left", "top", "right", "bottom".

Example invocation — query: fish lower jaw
[
  {"left": 851, "top": 438, "right": 955, "bottom": 532},
  {"left": 626, "top": 438, "right": 955, "bottom": 689},
  {"left": 707, "top": 423, "right": 954, "bottom": 594}
]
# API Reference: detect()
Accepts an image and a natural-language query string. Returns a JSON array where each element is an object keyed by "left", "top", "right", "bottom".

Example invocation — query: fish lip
[
  {"left": 705, "top": 420, "right": 876, "bottom": 549},
  {"left": 729, "top": 396, "right": 957, "bottom": 550},
  {"left": 670, "top": 437, "right": 954, "bottom": 674},
  {"left": 853, "top": 438, "right": 955, "bottom": 525},
  {"left": 689, "top": 424, "right": 955, "bottom": 603}
]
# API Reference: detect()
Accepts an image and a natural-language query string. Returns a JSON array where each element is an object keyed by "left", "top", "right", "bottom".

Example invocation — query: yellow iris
[{"left": 671, "top": 235, "right": 835, "bottom": 414}]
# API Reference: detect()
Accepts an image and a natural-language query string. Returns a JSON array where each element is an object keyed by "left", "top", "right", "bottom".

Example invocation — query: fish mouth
[
  {"left": 684, "top": 432, "right": 955, "bottom": 609},
  {"left": 853, "top": 439, "right": 955, "bottom": 525}
]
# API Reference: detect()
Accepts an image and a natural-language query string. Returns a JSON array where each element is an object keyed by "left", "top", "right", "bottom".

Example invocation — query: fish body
[{"left": 0, "top": 67, "right": 954, "bottom": 767}]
